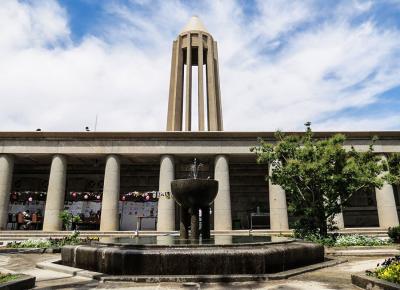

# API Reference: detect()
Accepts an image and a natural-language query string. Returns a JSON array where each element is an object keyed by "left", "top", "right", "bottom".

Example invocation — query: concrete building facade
[{"left": 0, "top": 17, "right": 399, "bottom": 232}]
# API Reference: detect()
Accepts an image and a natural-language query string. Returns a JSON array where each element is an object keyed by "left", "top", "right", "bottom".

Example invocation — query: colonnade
[{"left": 0, "top": 153, "right": 399, "bottom": 231}]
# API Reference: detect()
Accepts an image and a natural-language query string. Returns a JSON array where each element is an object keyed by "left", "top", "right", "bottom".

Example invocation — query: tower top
[
  {"left": 167, "top": 16, "right": 223, "bottom": 131},
  {"left": 181, "top": 16, "right": 208, "bottom": 34}
]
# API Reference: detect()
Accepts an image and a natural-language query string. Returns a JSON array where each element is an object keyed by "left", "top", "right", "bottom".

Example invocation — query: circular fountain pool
[
  {"left": 93, "top": 235, "right": 291, "bottom": 247},
  {"left": 61, "top": 235, "right": 324, "bottom": 276}
]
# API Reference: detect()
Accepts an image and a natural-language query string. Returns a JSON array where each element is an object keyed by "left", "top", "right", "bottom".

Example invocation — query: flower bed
[
  {"left": 7, "top": 231, "right": 98, "bottom": 249},
  {"left": 0, "top": 273, "right": 35, "bottom": 290},
  {"left": 0, "top": 274, "right": 20, "bottom": 284},
  {"left": 303, "top": 234, "right": 391, "bottom": 247},
  {"left": 367, "top": 256, "right": 400, "bottom": 284}
]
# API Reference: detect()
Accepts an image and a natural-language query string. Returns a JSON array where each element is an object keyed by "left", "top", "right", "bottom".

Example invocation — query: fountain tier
[
  {"left": 171, "top": 179, "right": 218, "bottom": 239},
  {"left": 61, "top": 236, "right": 324, "bottom": 276}
]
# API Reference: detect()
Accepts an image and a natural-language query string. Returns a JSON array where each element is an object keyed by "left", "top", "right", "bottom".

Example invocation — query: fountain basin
[
  {"left": 61, "top": 236, "right": 324, "bottom": 276},
  {"left": 171, "top": 179, "right": 218, "bottom": 208}
]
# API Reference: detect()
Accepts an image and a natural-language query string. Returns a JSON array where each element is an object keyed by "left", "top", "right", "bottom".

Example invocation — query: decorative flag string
[{"left": 9, "top": 191, "right": 171, "bottom": 202}]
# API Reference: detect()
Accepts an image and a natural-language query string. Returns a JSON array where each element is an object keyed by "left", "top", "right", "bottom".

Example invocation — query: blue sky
[{"left": 1, "top": 0, "right": 400, "bottom": 131}]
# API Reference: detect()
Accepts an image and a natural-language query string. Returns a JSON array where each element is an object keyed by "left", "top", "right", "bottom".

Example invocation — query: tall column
[
  {"left": 269, "top": 163, "right": 289, "bottom": 231},
  {"left": 157, "top": 155, "right": 175, "bottom": 231},
  {"left": 206, "top": 37, "right": 219, "bottom": 131},
  {"left": 376, "top": 155, "right": 399, "bottom": 228},
  {"left": 185, "top": 32, "right": 192, "bottom": 131},
  {"left": 198, "top": 33, "right": 205, "bottom": 131},
  {"left": 214, "top": 155, "right": 232, "bottom": 230},
  {"left": 100, "top": 155, "right": 120, "bottom": 231},
  {"left": 43, "top": 155, "right": 67, "bottom": 231},
  {"left": 213, "top": 41, "right": 223, "bottom": 130},
  {"left": 166, "top": 36, "right": 184, "bottom": 131},
  {"left": 0, "top": 155, "right": 14, "bottom": 230}
]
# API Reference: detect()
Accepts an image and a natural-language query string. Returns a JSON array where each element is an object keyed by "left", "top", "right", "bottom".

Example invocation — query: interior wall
[
  {"left": 229, "top": 161, "right": 269, "bottom": 229},
  {"left": 343, "top": 188, "right": 379, "bottom": 227}
]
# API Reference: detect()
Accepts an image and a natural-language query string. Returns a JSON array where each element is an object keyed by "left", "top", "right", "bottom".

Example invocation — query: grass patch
[{"left": 0, "top": 273, "right": 21, "bottom": 283}]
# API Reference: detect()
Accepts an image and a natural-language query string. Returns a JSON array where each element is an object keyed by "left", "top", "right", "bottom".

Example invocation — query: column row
[
  {"left": 1, "top": 153, "right": 398, "bottom": 231},
  {"left": 0, "top": 154, "right": 121, "bottom": 231}
]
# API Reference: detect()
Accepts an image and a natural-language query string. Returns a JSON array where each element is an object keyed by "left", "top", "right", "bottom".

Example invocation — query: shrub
[
  {"left": 388, "top": 226, "right": 400, "bottom": 243},
  {"left": 300, "top": 233, "right": 336, "bottom": 247}
]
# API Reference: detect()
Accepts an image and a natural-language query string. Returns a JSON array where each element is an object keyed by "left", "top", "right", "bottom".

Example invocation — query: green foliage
[
  {"left": 72, "top": 215, "right": 82, "bottom": 223},
  {"left": 300, "top": 233, "right": 336, "bottom": 247},
  {"left": 8, "top": 239, "right": 52, "bottom": 248},
  {"left": 376, "top": 263, "right": 400, "bottom": 283},
  {"left": 301, "top": 234, "right": 390, "bottom": 247},
  {"left": 251, "top": 123, "right": 385, "bottom": 236},
  {"left": 0, "top": 273, "right": 21, "bottom": 284},
  {"left": 368, "top": 256, "right": 400, "bottom": 284},
  {"left": 334, "top": 234, "right": 390, "bottom": 247},
  {"left": 388, "top": 226, "right": 400, "bottom": 243},
  {"left": 7, "top": 231, "right": 95, "bottom": 249},
  {"left": 59, "top": 210, "right": 73, "bottom": 228},
  {"left": 59, "top": 210, "right": 81, "bottom": 229}
]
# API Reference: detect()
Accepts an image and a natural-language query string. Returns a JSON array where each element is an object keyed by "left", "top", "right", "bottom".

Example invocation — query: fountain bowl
[
  {"left": 61, "top": 236, "right": 325, "bottom": 277},
  {"left": 171, "top": 179, "right": 218, "bottom": 208}
]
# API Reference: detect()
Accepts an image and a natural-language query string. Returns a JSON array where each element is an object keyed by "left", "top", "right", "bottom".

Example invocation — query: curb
[
  {"left": 0, "top": 248, "right": 60, "bottom": 254},
  {"left": 36, "top": 260, "right": 104, "bottom": 279},
  {"left": 327, "top": 247, "right": 400, "bottom": 256},
  {"left": 36, "top": 258, "right": 345, "bottom": 283},
  {"left": 352, "top": 273, "right": 400, "bottom": 290}
]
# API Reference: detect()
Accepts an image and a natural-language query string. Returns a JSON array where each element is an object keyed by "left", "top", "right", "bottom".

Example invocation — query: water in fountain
[{"left": 189, "top": 158, "right": 203, "bottom": 179}]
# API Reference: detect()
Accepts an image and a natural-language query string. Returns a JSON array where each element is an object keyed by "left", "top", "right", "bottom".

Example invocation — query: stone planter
[{"left": 352, "top": 273, "right": 400, "bottom": 290}]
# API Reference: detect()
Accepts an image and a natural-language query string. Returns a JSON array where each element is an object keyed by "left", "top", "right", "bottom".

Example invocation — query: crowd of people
[{"left": 12, "top": 209, "right": 43, "bottom": 230}]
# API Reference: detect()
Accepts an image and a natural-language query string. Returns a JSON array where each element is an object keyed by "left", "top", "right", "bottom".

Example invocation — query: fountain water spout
[{"left": 189, "top": 158, "right": 203, "bottom": 179}]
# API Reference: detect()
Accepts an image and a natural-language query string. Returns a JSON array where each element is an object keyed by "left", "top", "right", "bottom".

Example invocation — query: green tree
[
  {"left": 251, "top": 123, "right": 385, "bottom": 236},
  {"left": 387, "top": 153, "right": 400, "bottom": 185}
]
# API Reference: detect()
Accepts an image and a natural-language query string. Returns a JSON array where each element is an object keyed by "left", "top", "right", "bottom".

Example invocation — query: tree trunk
[{"left": 315, "top": 210, "right": 328, "bottom": 236}]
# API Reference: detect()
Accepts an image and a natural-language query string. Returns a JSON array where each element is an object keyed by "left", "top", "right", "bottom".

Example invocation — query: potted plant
[
  {"left": 71, "top": 215, "right": 82, "bottom": 230},
  {"left": 59, "top": 210, "right": 73, "bottom": 230}
]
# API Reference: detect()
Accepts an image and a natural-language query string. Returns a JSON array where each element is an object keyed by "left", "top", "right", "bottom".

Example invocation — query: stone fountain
[
  {"left": 171, "top": 158, "right": 218, "bottom": 239},
  {"left": 60, "top": 159, "right": 325, "bottom": 279}
]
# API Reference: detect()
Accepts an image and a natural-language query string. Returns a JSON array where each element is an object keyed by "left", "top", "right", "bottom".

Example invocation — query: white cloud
[
  {"left": 0, "top": 0, "right": 70, "bottom": 50},
  {"left": 0, "top": 0, "right": 399, "bottom": 132},
  {"left": 313, "top": 115, "right": 400, "bottom": 131}
]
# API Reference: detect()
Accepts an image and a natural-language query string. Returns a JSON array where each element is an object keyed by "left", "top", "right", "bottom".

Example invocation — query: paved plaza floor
[{"left": 0, "top": 252, "right": 389, "bottom": 289}]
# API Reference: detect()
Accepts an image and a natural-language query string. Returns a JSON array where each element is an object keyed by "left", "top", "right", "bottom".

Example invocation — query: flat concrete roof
[{"left": 0, "top": 131, "right": 399, "bottom": 140}]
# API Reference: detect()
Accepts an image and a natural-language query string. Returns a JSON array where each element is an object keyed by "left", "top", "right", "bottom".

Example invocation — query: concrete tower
[{"left": 166, "top": 16, "right": 223, "bottom": 131}]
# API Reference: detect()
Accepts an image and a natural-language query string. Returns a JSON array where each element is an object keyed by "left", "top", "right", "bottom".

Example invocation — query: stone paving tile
[
  {"left": 0, "top": 253, "right": 392, "bottom": 289},
  {"left": 22, "top": 268, "right": 72, "bottom": 282}
]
